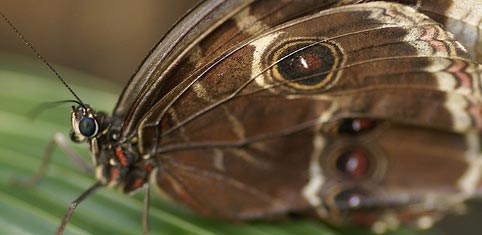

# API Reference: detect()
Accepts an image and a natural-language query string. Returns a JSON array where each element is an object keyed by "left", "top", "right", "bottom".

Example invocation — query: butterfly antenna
[
  {"left": 0, "top": 10, "right": 84, "bottom": 105},
  {"left": 27, "top": 100, "right": 85, "bottom": 120}
]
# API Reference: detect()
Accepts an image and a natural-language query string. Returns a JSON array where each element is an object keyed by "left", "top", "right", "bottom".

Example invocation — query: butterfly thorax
[{"left": 70, "top": 105, "right": 153, "bottom": 194}]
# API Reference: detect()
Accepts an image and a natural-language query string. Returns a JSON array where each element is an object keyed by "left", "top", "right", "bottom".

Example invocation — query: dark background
[{"left": 1, "top": 1, "right": 482, "bottom": 234}]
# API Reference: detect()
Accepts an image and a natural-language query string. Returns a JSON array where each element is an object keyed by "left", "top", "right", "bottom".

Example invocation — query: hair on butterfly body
[{"left": 3, "top": 0, "right": 482, "bottom": 234}]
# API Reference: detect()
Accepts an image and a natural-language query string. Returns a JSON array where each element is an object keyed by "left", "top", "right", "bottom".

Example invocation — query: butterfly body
[{"left": 52, "top": 0, "right": 482, "bottom": 233}]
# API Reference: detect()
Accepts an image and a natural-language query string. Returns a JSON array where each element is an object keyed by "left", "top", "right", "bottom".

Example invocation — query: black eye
[{"left": 79, "top": 117, "right": 97, "bottom": 137}]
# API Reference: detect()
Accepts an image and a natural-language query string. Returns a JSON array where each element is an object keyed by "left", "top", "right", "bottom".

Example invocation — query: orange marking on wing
[
  {"left": 421, "top": 27, "right": 449, "bottom": 53},
  {"left": 447, "top": 60, "right": 471, "bottom": 88},
  {"left": 420, "top": 26, "right": 437, "bottom": 41}
]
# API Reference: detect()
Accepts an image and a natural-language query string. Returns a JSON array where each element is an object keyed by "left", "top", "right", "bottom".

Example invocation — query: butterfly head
[
  {"left": 70, "top": 104, "right": 104, "bottom": 142},
  {"left": 69, "top": 104, "right": 152, "bottom": 193},
  {"left": 70, "top": 104, "right": 113, "bottom": 180}
]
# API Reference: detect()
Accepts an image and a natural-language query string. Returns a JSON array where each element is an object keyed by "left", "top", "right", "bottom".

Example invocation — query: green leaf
[{"left": 0, "top": 54, "right": 428, "bottom": 235}]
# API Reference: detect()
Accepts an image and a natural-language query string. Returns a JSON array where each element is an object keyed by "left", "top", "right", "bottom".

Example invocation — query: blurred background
[
  {"left": 1, "top": 0, "right": 197, "bottom": 85},
  {"left": 1, "top": 0, "right": 482, "bottom": 234}
]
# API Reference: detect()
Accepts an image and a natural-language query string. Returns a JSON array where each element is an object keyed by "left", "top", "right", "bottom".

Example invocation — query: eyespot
[
  {"left": 336, "top": 148, "right": 371, "bottom": 179},
  {"left": 334, "top": 188, "right": 370, "bottom": 210},
  {"left": 78, "top": 117, "right": 98, "bottom": 137},
  {"left": 269, "top": 38, "right": 345, "bottom": 90},
  {"left": 338, "top": 118, "right": 377, "bottom": 134}
]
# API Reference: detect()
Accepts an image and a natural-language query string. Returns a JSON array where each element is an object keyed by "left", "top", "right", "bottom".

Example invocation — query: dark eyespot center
[
  {"left": 277, "top": 43, "right": 336, "bottom": 86},
  {"left": 296, "top": 52, "right": 323, "bottom": 73},
  {"left": 336, "top": 148, "right": 370, "bottom": 179},
  {"left": 79, "top": 117, "right": 97, "bottom": 137},
  {"left": 338, "top": 118, "right": 377, "bottom": 134},
  {"left": 334, "top": 188, "right": 369, "bottom": 210},
  {"left": 268, "top": 38, "right": 345, "bottom": 90}
]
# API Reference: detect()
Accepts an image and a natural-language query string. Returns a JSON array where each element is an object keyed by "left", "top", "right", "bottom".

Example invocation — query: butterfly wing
[
  {"left": 115, "top": 0, "right": 482, "bottom": 227},
  {"left": 416, "top": 0, "right": 482, "bottom": 63},
  {"left": 112, "top": 0, "right": 341, "bottom": 137}
]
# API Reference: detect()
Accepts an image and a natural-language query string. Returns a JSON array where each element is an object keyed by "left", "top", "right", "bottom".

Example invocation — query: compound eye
[{"left": 78, "top": 117, "right": 98, "bottom": 137}]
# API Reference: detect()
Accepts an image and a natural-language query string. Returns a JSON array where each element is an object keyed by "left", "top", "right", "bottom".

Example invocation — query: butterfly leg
[
  {"left": 56, "top": 181, "right": 103, "bottom": 235},
  {"left": 143, "top": 185, "right": 151, "bottom": 235},
  {"left": 12, "top": 132, "right": 93, "bottom": 186}
]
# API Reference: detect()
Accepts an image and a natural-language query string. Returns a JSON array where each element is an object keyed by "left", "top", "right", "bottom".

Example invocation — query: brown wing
[
  {"left": 141, "top": 2, "right": 481, "bottom": 150},
  {"left": 154, "top": 119, "right": 470, "bottom": 225},
  {"left": 155, "top": 128, "right": 315, "bottom": 219},
  {"left": 113, "top": 0, "right": 342, "bottom": 138},
  {"left": 416, "top": 0, "right": 482, "bottom": 63},
  {"left": 136, "top": 1, "right": 482, "bottom": 226}
]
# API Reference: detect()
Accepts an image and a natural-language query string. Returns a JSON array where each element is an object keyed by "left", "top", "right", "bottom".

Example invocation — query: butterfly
[{"left": 5, "top": 0, "right": 482, "bottom": 234}]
